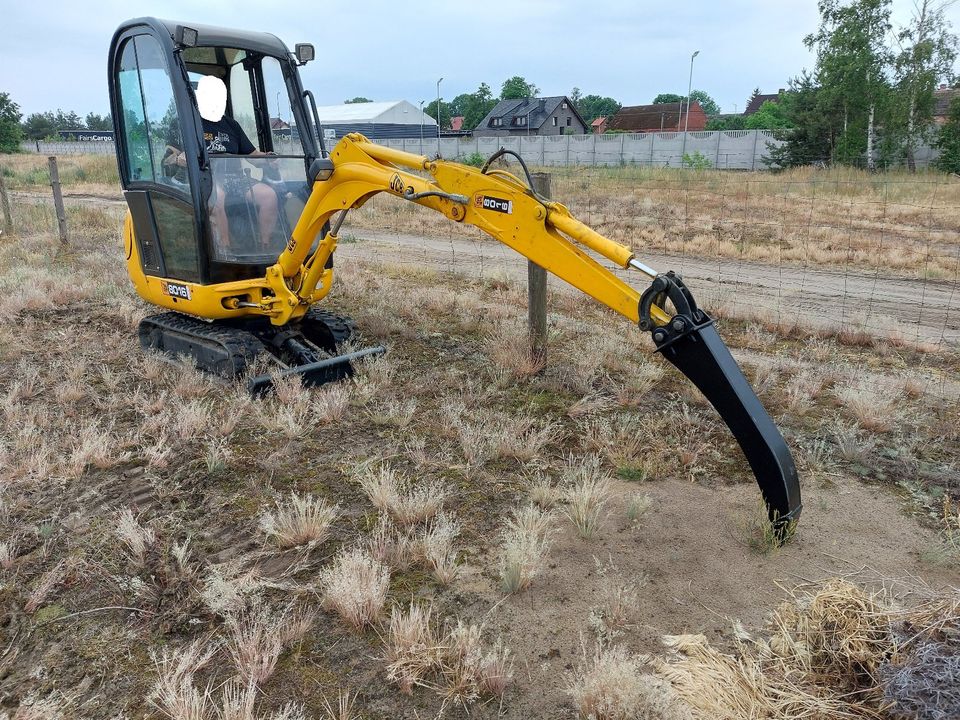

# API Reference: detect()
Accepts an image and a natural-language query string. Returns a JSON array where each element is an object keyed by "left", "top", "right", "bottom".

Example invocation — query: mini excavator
[{"left": 108, "top": 18, "right": 801, "bottom": 533}]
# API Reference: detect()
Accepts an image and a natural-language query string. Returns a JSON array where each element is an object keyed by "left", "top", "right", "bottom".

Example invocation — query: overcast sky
[{"left": 4, "top": 0, "right": 959, "bottom": 119}]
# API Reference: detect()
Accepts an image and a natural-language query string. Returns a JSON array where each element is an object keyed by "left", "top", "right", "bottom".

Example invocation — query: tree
[
  {"left": 425, "top": 99, "right": 453, "bottom": 129},
  {"left": 459, "top": 83, "right": 498, "bottom": 131},
  {"left": 500, "top": 76, "right": 539, "bottom": 99},
  {"left": 22, "top": 109, "right": 84, "bottom": 139},
  {"left": 653, "top": 93, "right": 685, "bottom": 104},
  {"left": 344, "top": 97, "right": 373, "bottom": 104},
  {"left": 804, "top": 0, "right": 893, "bottom": 168},
  {"left": 653, "top": 90, "right": 719, "bottom": 115},
  {"left": 689, "top": 90, "right": 720, "bottom": 116},
  {"left": 0, "top": 92, "right": 24, "bottom": 152},
  {"left": 577, "top": 94, "right": 621, "bottom": 124},
  {"left": 570, "top": 86, "right": 583, "bottom": 107},
  {"left": 744, "top": 100, "right": 793, "bottom": 129},
  {"left": 707, "top": 115, "right": 747, "bottom": 131},
  {"left": 763, "top": 72, "right": 834, "bottom": 168},
  {"left": 890, "top": 0, "right": 959, "bottom": 169},
  {"left": 934, "top": 96, "right": 960, "bottom": 172},
  {"left": 84, "top": 112, "right": 113, "bottom": 131}
]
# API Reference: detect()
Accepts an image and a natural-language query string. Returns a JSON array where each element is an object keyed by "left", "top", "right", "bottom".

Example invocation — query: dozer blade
[
  {"left": 640, "top": 273, "right": 801, "bottom": 539},
  {"left": 247, "top": 345, "right": 386, "bottom": 398}
]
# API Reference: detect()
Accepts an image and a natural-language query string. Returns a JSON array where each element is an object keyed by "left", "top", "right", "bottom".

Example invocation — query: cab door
[{"left": 111, "top": 32, "right": 203, "bottom": 284}]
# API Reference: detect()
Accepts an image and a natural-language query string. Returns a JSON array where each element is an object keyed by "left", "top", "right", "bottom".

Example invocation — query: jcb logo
[
  {"left": 475, "top": 195, "right": 513, "bottom": 214},
  {"left": 163, "top": 281, "right": 192, "bottom": 300},
  {"left": 390, "top": 173, "right": 404, "bottom": 193}
]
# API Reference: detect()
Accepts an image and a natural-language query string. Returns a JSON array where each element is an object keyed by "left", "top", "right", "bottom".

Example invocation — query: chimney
[{"left": 538, "top": 98, "right": 545, "bottom": 113}]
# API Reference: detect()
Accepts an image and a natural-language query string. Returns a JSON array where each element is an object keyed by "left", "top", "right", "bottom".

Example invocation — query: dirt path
[
  {"left": 339, "top": 227, "right": 960, "bottom": 348},
  {"left": 12, "top": 190, "right": 959, "bottom": 346}
]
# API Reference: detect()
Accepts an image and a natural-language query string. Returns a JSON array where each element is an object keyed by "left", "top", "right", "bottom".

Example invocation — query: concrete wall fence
[{"left": 20, "top": 129, "right": 939, "bottom": 170}]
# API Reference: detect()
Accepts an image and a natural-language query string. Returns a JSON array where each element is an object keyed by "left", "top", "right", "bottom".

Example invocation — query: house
[
  {"left": 744, "top": 90, "right": 783, "bottom": 115},
  {"left": 450, "top": 116, "right": 465, "bottom": 132},
  {"left": 607, "top": 102, "right": 707, "bottom": 133},
  {"left": 312, "top": 100, "right": 436, "bottom": 140},
  {"left": 473, "top": 96, "right": 587, "bottom": 137},
  {"left": 934, "top": 85, "right": 960, "bottom": 124},
  {"left": 591, "top": 116, "right": 608, "bottom": 134}
]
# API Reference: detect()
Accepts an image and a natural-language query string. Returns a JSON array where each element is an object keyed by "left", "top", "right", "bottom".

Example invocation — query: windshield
[{"left": 206, "top": 156, "right": 309, "bottom": 263}]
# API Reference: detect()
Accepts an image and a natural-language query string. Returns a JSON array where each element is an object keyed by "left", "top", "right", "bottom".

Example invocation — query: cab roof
[{"left": 115, "top": 17, "right": 292, "bottom": 59}]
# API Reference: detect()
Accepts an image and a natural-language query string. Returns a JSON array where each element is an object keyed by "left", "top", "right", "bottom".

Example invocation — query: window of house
[
  {"left": 552, "top": 117, "right": 557, "bottom": 126},
  {"left": 566, "top": 117, "right": 572, "bottom": 126},
  {"left": 513, "top": 116, "right": 526, "bottom": 126},
  {"left": 492, "top": 117, "right": 502, "bottom": 126},
  {"left": 562, "top": 102, "right": 568, "bottom": 109}
]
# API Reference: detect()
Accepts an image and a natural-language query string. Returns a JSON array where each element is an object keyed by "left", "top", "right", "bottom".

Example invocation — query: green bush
[
  {"left": 935, "top": 98, "right": 960, "bottom": 175},
  {"left": 681, "top": 151, "right": 713, "bottom": 170},
  {"left": 461, "top": 151, "right": 486, "bottom": 168}
]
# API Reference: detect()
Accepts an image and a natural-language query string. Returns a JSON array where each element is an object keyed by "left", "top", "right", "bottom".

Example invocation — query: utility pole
[
  {"left": 681, "top": 50, "right": 700, "bottom": 165},
  {"left": 419, "top": 99, "right": 424, "bottom": 155},
  {"left": 436, "top": 77, "right": 443, "bottom": 152}
]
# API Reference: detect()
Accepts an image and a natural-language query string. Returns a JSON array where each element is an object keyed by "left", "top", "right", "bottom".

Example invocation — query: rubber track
[
  {"left": 139, "top": 312, "right": 264, "bottom": 378},
  {"left": 301, "top": 307, "right": 357, "bottom": 347}
]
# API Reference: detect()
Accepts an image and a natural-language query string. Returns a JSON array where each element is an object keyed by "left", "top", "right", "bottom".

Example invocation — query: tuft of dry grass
[
  {"left": 499, "top": 504, "right": 554, "bottom": 594},
  {"left": 563, "top": 455, "right": 613, "bottom": 539},
  {"left": 527, "top": 472, "right": 565, "bottom": 509},
  {"left": 355, "top": 464, "right": 448, "bottom": 526},
  {"left": 150, "top": 638, "right": 219, "bottom": 720},
  {"left": 383, "top": 603, "right": 440, "bottom": 695},
  {"left": 259, "top": 493, "right": 339, "bottom": 549},
  {"left": 366, "top": 513, "right": 418, "bottom": 570},
  {"left": 24, "top": 561, "right": 66, "bottom": 614},
  {"left": 589, "top": 559, "right": 646, "bottom": 641},
  {"left": 484, "top": 321, "right": 546, "bottom": 380},
  {"left": 114, "top": 508, "right": 157, "bottom": 567},
  {"left": 319, "top": 547, "right": 390, "bottom": 629},
  {"left": 318, "top": 689, "right": 361, "bottom": 720},
  {"left": 225, "top": 604, "right": 285, "bottom": 687},
  {"left": 834, "top": 377, "right": 899, "bottom": 433},
  {"left": 418, "top": 512, "right": 461, "bottom": 585},
  {"left": 568, "top": 644, "right": 688, "bottom": 720}
]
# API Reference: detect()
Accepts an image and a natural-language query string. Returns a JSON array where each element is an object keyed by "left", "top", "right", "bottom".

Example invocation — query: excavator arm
[{"left": 271, "top": 134, "right": 801, "bottom": 534}]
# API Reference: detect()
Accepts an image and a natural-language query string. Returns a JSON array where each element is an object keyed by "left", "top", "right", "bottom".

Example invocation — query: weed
[
  {"left": 319, "top": 547, "right": 390, "bottom": 629},
  {"left": 384, "top": 603, "right": 440, "bottom": 694},
  {"left": 564, "top": 456, "right": 612, "bottom": 539},
  {"left": 499, "top": 505, "right": 554, "bottom": 593},
  {"left": 259, "top": 493, "right": 339, "bottom": 549},
  {"left": 626, "top": 493, "right": 652, "bottom": 523},
  {"left": 355, "top": 464, "right": 448, "bottom": 526}
]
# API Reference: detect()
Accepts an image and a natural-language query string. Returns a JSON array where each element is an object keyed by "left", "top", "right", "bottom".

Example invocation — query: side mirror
[
  {"left": 294, "top": 43, "right": 315, "bottom": 65},
  {"left": 175, "top": 25, "right": 199, "bottom": 48}
]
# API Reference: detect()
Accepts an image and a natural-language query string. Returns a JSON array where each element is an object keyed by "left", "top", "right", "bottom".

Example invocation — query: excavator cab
[{"left": 108, "top": 18, "right": 321, "bottom": 286}]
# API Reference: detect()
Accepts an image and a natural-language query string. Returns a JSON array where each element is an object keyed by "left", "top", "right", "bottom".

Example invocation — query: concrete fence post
[
  {"left": 0, "top": 173, "right": 13, "bottom": 238},
  {"left": 48, "top": 156, "right": 68, "bottom": 244},
  {"left": 528, "top": 172, "right": 550, "bottom": 363}
]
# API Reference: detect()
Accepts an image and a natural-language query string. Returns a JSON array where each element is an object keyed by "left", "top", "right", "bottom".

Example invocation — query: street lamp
[
  {"left": 436, "top": 77, "right": 443, "bottom": 151},
  {"left": 681, "top": 50, "right": 700, "bottom": 166},
  {"left": 419, "top": 99, "right": 424, "bottom": 155}
]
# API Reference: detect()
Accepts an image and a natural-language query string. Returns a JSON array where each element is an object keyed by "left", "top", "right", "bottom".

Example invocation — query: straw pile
[{"left": 654, "top": 579, "right": 960, "bottom": 720}]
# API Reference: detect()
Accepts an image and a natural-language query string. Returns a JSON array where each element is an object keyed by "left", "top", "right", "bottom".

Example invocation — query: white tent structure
[{"left": 314, "top": 100, "right": 436, "bottom": 140}]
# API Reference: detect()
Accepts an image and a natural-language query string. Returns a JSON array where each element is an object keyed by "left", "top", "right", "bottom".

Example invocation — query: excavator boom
[{"left": 262, "top": 135, "right": 801, "bottom": 534}]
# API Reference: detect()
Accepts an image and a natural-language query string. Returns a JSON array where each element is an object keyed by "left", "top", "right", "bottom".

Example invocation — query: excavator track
[
  {"left": 297, "top": 307, "right": 357, "bottom": 351},
  {"left": 139, "top": 312, "right": 265, "bottom": 379}
]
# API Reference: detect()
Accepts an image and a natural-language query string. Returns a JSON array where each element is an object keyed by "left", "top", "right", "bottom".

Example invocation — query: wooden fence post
[
  {"left": 48, "top": 156, "right": 68, "bottom": 244},
  {"left": 528, "top": 172, "right": 550, "bottom": 363},
  {"left": 0, "top": 173, "right": 13, "bottom": 238}
]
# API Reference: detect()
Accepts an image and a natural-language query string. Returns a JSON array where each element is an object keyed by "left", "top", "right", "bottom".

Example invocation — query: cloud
[{"left": 4, "top": 0, "right": 958, "bottom": 119}]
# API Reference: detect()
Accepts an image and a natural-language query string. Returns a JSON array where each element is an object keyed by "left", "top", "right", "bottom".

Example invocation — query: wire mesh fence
[{"left": 337, "top": 164, "right": 960, "bottom": 372}]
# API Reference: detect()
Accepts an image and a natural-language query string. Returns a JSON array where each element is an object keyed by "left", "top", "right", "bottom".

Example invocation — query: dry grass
[
  {"left": 589, "top": 559, "right": 645, "bottom": 641},
  {"left": 319, "top": 547, "right": 390, "bottom": 629},
  {"left": 115, "top": 508, "right": 157, "bottom": 565},
  {"left": 499, "top": 505, "right": 555, "bottom": 594},
  {"left": 355, "top": 464, "right": 449, "bottom": 526},
  {"left": 563, "top": 456, "right": 613, "bottom": 540},
  {"left": 225, "top": 604, "right": 287, "bottom": 687},
  {"left": 150, "top": 638, "right": 219, "bottom": 720},
  {"left": 258, "top": 493, "right": 339, "bottom": 549},
  {"left": 655, "top": 578, "right": 960, "bottom": 720},
  {"left": 834, "top": 377, "right": 900, "bottom": 433},
  {"left": 568, "top": 644, "right": 689, "bottom": 720},
  {"left": 318, "top": 689, "right": 361, "bottom": 720},
  {"left": 419, "top": 512, "right": 461, "bottom": 585},
  {"left": 384, "top": 603, "right": 440, "bottom": 694}
]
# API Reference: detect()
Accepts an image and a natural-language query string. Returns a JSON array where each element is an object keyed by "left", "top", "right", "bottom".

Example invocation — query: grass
[
  {"left": 2, "top": 156, "right": 958, "bottom": 718},
  {"left": 258, "top": 493, "right": 339, "bottom": 549}
]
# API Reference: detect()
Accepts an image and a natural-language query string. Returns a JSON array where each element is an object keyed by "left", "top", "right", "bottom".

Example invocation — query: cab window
[{"left": 116, "top": 35, "right": 189, "bottom": 190}]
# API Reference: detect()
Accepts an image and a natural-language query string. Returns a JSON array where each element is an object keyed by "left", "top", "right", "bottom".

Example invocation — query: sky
[{"left": 3, "top": 0, "right": 959, "bottom": 119}]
